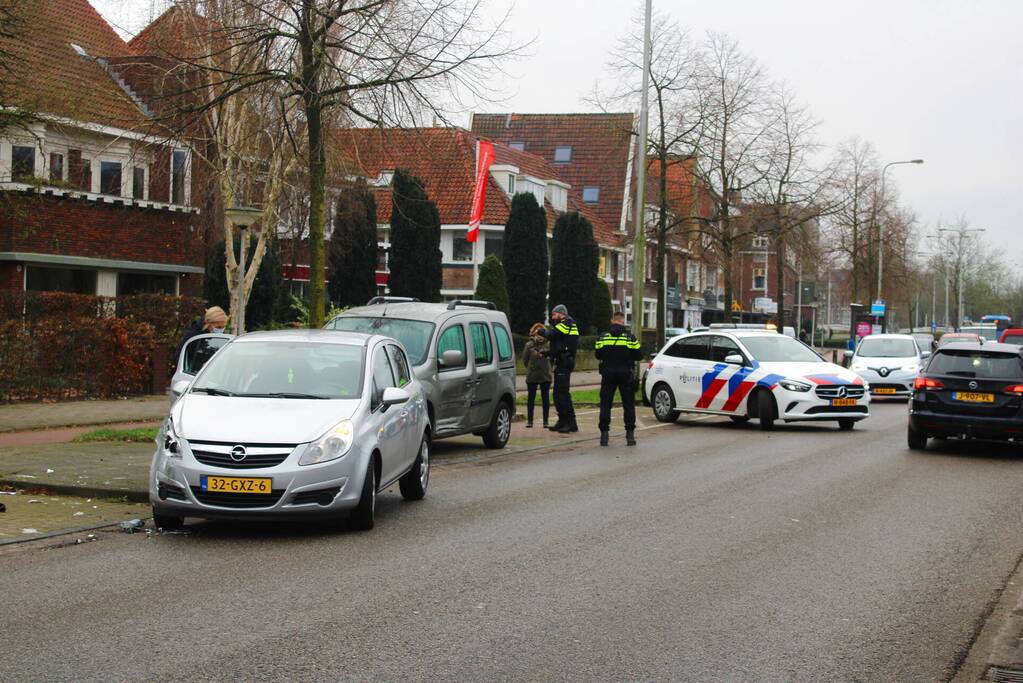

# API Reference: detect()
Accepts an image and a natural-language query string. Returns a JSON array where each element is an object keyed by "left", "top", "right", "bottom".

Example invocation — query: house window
[
  {"left": 132, "top": 166, "right": 146, "bottom": 199},
  {"left": 598, "top": 253, "right": 607, "bottom": 278},
  {"left": 507, "top": 174, "right": 516, "bottom": 195},
  {"left": 452, "top": 231, "right": 473, "bottom": 262},
  {"left": 171, "top": 149, "right": 188, "bottom": 204},
  {"left": 377, "top": 247, "right": 388, "bottom": 271},
  {"left": 11, "top": 145, "right": 35, "bottom": 182},
  {"left": 100, "top": 161, "right": 122, "bottom": 196},
  {"left": 752, "top": 235, "right": 769, "bottom": 249},
  {"left": 26, "top": 266, "right": 96, "bottom": 294},
  {"left": 553, "top": 146, "right": 572, "bottom": 163},
  {"left": 49, "top": 153, "right": 64, "bottom": 183},
  {"left": 754, "top": 268, "right": 766, "bottom": 290},
  {"left": 484, "top": 234, "right": 503, "bottom": 260},
  {"left": 117, "top": 272, "right": 176, "bottom": 295},
  {"left": 508, "top": 141, "right": 525, "bottom": 151},
  {"left": 582, "top": 186, "right": 600, "bottom": 203}
]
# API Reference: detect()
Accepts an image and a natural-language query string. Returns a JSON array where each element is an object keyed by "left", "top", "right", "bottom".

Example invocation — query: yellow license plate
[
  {"left": 201, "top": 475, "right": 272, "bottom": 494},
  {"left": 953, "top": 392, "right": 994, "bottom": 403},
  {"left": 874, "top": 388, "right": 898, "bottom": 395},
  {"left": 831, "top": 398, "right": 857, "bottom": 407}
]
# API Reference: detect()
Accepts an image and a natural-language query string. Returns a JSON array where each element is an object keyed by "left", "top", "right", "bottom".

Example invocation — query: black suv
[{"left": 908, "top": 341, "right": 1023, "bottom": 450}]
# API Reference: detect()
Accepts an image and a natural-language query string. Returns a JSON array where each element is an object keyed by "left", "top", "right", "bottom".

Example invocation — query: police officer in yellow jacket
[
  {"left": 546, "top": 303, "right": 580, "bottom": 433},
  {"left": 595, "top": 311, "right": 642, "bottom": 446}
]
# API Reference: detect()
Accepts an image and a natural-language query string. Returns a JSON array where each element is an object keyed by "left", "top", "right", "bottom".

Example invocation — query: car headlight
[
  {"left": 779, "top": 379, "right": 812, "bottom": 392},
  {"left": 851, "top": 364, "right": 866, "bottom": 372},
  {"left": 904, "top": 364, "right": 919, "bottom": 373},
  {"left": 299, "top": 420, "right": 354, "bottom": 466},
  {"left": 159, "top": 417, "right": 180, "bottom": 457}
]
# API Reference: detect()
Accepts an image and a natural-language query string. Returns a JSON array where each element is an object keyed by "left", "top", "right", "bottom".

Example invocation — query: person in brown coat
[{"left": 521, "top": 322, "right": 553, "bottom": 428}]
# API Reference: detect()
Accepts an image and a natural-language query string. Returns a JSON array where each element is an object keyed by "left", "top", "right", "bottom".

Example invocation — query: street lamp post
[
  {"left": 875, "top": 159, "right": 924, "bottom": 306},
  {"left": 225, "top": 205, "right": 263, "bottom": 335}
]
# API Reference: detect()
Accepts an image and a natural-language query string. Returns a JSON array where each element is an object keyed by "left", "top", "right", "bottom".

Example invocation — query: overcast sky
[{"left": 94, "top": 0, "right": 1022, "bottom": 269}]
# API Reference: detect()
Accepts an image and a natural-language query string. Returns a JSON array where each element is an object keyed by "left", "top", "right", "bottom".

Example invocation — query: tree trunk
[
  {"left": 655, "top": 150, "right": 669, "bottom": 350},
  {"left": 300, "top": 2, "right": 326, "bottom": 328},
  {"left": 775, "top": 229, "right": 786, "bottom": 334},
  {"left": 720, "top": 207, "right": 734, "bottom": 322}
]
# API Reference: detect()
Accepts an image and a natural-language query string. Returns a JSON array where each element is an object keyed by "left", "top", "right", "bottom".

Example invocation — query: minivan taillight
[
  {"left": 914, "top": 377, "right": 944, "bottom": 390},
  {"left": 1003, "top": 384, "right": 1023, "bottom": 395}
]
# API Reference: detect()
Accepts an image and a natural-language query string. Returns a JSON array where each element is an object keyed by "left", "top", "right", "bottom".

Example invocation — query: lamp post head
[{"left": 909, "top": 159, "right": 924, "bottom": 164}]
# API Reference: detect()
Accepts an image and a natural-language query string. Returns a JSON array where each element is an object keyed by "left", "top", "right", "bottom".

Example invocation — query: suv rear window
[
  {"left": 329, "top": 317, "right": 435, "bottom": 366},
  {"left": 928, "top": 350, "right": 1023, "bottom": 379}
]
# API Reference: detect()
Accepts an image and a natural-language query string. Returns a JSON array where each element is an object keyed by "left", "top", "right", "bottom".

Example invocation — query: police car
[{"left": 644, "top": 329, "right": 870, "bottom": 431}]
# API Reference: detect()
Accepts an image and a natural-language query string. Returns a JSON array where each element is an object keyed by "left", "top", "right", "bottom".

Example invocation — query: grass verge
[{"left": 72, "top": 426, "right": 159, "bottom": 443}]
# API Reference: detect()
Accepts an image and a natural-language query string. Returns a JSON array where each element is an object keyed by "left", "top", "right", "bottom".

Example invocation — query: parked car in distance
[
  {"left": 959, "top": 324, "right": 999, "bottom": 342},
  {"left": 845, "top": 333, "right": 928, "bottom": 399},
  {"left": 998, "top": 328, "right": 1023, "bottom": 345},
  {"left": 151, "top": 330, "right": 431, "bottom": 531},
  {"left": 644, "top": 329, "right": 870, "bottom": 431},
  {"left": 326, "top": 298, "right": 516, "bottom": 449},
  {"left": 936, "top": 332, "right": 982, "bottom": 348},
  {"left": 170, "top": 332, "right": 233, "bottom": 403},
  {"left": 908, "top": 341, "right": 1023, "bottom": 450},
  {"left": 911, "top": 332, "right": 935, "bottom": 352}
]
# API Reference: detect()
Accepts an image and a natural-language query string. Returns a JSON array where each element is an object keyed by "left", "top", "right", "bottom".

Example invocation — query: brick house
[
  {"left": 0, "top": 0, "right": 208, "bottom": 298},
  {"left": 470, "top": 113, "right": 722, "bottom": 328},
  {"left": 278, "top": 126, "right": 604, "bottom": 301}
]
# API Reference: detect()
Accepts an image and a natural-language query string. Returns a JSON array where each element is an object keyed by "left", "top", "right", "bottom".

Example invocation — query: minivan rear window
[
  {"left": 328, "top": 317, "right": 435, "bottom": 366},
  {"left": 928, "top": 350, "right": 1023, "bottom": 379}
]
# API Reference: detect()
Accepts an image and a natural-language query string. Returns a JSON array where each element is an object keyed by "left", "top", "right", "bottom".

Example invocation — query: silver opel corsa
[{"left": 150, "top": 329, "right": 430, "bottom": 531}]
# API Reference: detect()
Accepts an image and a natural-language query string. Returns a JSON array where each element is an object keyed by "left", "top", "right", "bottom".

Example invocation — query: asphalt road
[{"left": 3, "top": 403, "right": 1023, "bottom": 682}]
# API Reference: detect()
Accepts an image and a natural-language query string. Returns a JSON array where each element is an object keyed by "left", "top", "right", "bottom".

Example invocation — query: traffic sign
[{"left": 870, "top": 300, "right": 885, "bottom": 316}]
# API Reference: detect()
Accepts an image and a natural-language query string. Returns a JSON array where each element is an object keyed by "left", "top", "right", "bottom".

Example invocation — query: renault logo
[
  {"left": 878, "top": 367, "right": 890, "bottom": 378},
  {"left": 969, "top": 381, "right": 979, "bottom": 390},
  {"left": 230, "top": 445, "right": 248, "bottom": 462}
]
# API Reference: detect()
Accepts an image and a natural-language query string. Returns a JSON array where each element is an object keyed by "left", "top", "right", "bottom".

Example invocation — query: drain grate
[{"left": 986, "top": 665, "right": 1023, "bottom": 683}]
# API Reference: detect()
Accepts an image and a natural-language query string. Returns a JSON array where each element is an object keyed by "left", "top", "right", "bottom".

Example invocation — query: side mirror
[
  {"left": 381, "top": 386, "right": 411, "bottom": 406},
  {"left": 171, "top": 379, "right": 191, "bottom": 400},
  {"left": 724, "top": 353, "right": 744, "bottom": 365},
  {"left": 921, "top": 350, "right": 931, "bottom": 359},
  {"left": 440, "top": 349, "right": 464, "bottom": 368},
  {"left": 843, "top": 350, "right": 854, "bottom": 360}
]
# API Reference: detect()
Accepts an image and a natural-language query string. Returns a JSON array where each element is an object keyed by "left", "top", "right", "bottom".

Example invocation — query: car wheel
[
  {"left": 651, "top": 383, "right": 680, "bottom": 423},
  {"left": 907, "top": 424, "right": 928, "bottom": 450},
  {"left": 838, "top": 418, "right": 856, "bottom": 431},
  {"left": 151, "top": 506, "right": 184, "bottom": 531},
  {"left": 350, "top": 459, "right": 377, "bottom": 531},
  {"left": 482, "top": 400, "right": 513, "bottom": 449},
  {"left": 399, "top": 434, "right": 430, "bottom": 501},
  {"left": 757, "top": 390, "right": 776, "bottom": 431},
  {"left": 729, "top": 415, "right": 750, "bottom": 424}
]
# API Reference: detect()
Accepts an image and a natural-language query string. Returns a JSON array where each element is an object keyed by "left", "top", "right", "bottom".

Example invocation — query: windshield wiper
[
  {"left": 238, "top": 392, "right": 329, "bottom": 399},
  {"left": 191, "top": 386, "right": 235, "bottom": 396}
]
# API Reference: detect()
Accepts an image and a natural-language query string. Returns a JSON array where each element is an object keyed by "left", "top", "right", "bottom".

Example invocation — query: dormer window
[
  {"left": 752, "top": 235, "right": 769, "bottom": 249},
  {"left": 582, "top": 186, "right": 600, "bottom": 203},
  {"left": 11, "top": 145, "right": 35, "bottom": 182},
  {"left": 507, "top": 174, "right": 516, "bottom": 195},
  {"left": 375, "top": 170, "right": 394, "bottom": 186},
  {"left": 554, "top": 146, "right": 572, "bottom": 163},
  {"left": 509, "top": 141, "right": 525, "bottom": 151},
  {"left": 100, "top": 161, "right": 122, "bottom": 196}
]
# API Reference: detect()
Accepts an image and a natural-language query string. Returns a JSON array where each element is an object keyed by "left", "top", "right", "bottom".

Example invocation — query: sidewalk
[
  {"left": 0, "top": 403, "right": 664, "bottom": 502},
  {"left": 0, "top": 395, "right": 169, "bottom": 433}
]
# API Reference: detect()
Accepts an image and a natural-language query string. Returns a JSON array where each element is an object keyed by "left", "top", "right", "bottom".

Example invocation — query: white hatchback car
[
  {"left": 845, "top": 333, "right": 928, "bottom": 399},
  {"left": 645, "top": 330, "right": 870, "bottom": 431},
  {"left": 151, "top": 329, "right": 430, "bottom": 531}
]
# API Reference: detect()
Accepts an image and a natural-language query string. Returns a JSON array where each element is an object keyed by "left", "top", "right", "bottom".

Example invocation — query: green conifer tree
[
  {"left": 502, "top": 192, "right": 549, "bottom": 334},
  {"left": 548, "top": 211, "right": 599, "bottom": 333},
  {"left": 474, "top": 254, "right": 510, "bottom": 314},
  {"left": 328, "top": 181, "right": 379, "bottom": 308},
  {"left": 388, "top": 168, "right": 442, "bottom": 302},
  {"left": 592, "top": 276, "right": 613, "bottom": 333}
]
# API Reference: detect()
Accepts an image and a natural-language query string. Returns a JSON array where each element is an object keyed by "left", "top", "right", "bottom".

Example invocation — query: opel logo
[
  {"left": 837, "top": 386, "right": 847, "bottom": 398},
  {"left": 229, "top": 445, "right": 247, "bottom": 462},
  {"left": 969, "top": 381, "right": 979, "bottom": 390}
]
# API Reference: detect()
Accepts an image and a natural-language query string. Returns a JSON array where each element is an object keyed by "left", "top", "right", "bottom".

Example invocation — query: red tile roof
[
  {"left": 0, "top": 0, "right": 149, "bottom": 128},
  {"left": 471, "top": 113, "right": 636, "bottom": 247}
]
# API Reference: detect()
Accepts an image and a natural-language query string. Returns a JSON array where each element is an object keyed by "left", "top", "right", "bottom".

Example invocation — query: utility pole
[
  {"left": 630, "top": 0, "right": 652, "bottom": 338},
  {"left": 875, "top": 159, "right": 924, "bottom": 304}
]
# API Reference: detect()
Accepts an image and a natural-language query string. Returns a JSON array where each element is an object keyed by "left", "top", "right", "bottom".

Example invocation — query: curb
[
  {"left": 0, "top": 479, "right": 148, "bottom": 503},
  {"left": 0, "top": 518, "right": 148, "bottom": 547}
]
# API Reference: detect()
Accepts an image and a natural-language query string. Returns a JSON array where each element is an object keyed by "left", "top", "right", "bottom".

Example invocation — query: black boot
[
  {"left": 547, "top": 421, "right": 563, "bottom": 431},
  {"left": 626, "top": 429, "right": 636, "bottom": 446},
  {"left": 556, "top": 423, "right": 578, "bottom": 434},
  {"left": 526, "top": 421, "right": 533, "bottom": 428},
  {"left": 600, "top": 430, "right": 609, "bottom": 446}
]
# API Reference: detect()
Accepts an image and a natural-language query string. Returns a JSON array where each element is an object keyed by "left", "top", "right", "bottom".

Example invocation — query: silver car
[
  {"left": 845, "top": 333, "right": 929, "bottom": 398},
  {"left": 150, "top": 329, "right": 430, "bottom": 531}
]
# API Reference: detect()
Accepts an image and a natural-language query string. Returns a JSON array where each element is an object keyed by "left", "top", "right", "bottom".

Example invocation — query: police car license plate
[
  {"left": 200, "top": 475, "right": 272, "bottom": 494},
  {"left": 952, "top": 392, "right": 994, "bottom": 403},
  {"left": 831, "top": 398, "right": 857, "bottom": 407}
]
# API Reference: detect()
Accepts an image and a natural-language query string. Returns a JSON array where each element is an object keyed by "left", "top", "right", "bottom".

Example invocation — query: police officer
[
  {"left": 595, "top": 311, "right": 642, "bottom": 446},
  {"left": 546, "top": 303, "right": 580, "bottom": 433}
]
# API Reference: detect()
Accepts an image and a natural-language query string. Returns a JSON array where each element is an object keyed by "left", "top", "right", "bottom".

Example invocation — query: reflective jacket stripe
[
  {"left": 555, "top": 323, "right": 579, "bottom": 336},
  {"left": 595, "top": 336, "right": 641, "bottom": 349}
]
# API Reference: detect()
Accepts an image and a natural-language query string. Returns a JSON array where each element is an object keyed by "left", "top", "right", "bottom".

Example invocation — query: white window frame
[{"left": 553, "top": 146, "right": 572, "bottom": 163}]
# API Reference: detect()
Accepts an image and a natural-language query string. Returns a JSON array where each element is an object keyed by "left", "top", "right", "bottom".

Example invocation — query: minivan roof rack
[
  {"left": 366, "top": 296, "right": 419, "bottom": 306},
  {"left": 446, "top": 299, "right": 496, "bottom": 311}
]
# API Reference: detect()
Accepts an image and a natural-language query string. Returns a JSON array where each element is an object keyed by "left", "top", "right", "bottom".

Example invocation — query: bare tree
[
  {"left": 825, "top": 137, "right": 880, "bottom": 305},
  {"left": 597, "top": 9, "right": 705, "bottom": 347},
  {"left": 168, "top": 0, "right": 520, "bottom": 327}
]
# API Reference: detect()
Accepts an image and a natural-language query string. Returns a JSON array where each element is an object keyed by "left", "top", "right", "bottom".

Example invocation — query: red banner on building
[{"left": 467, "top": 140, "right": 495, "bottom": 243}]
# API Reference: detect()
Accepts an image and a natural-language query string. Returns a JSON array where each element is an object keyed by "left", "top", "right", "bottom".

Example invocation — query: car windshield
[
  {"left": 856, "top": 338, "right": 918, "bottom": 358},
  {"left": 928, "top": 349, "right": 1023, "bottom": 379},
  {"left": 192, "top": 341, "right": 365, "bottom": 399},
  {"left": 328, "top": 317, "right": 434, "bottom": 366},
  {"left": 1002, "top": 334, "right": 1023, "bottom": 346},
  {"left": 740, "top": 335, "right": 821, "bottom": 363},
  {"left": 960, "top": 326, "right": 999, "bottom": 341},
  {"left": 938, "top": 334, "right": 980, "bottom": 347}
]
